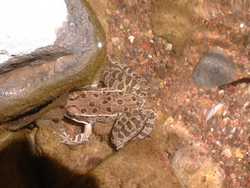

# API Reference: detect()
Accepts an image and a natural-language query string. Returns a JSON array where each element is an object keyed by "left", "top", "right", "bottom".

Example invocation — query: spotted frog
[{"left": 60, "top": 62, "right": 155, "bottom": 150}]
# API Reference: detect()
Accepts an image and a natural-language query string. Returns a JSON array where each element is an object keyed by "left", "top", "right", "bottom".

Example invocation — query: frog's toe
[
  {"left": 59, "top": 123, "right": 92, "bottom": 145},
  {"left": 59, "top": 132, "right": 89, "bottom": 145}
]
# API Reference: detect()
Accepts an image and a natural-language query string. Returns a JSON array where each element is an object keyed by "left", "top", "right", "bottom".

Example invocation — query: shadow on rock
[{"left": 0, "top": 138, "right": 100, "bottom": 188}]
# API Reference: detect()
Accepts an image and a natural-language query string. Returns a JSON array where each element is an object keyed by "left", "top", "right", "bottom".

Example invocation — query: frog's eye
[{"left": 68, "top": 92, "right": 80, "bottom": 100}]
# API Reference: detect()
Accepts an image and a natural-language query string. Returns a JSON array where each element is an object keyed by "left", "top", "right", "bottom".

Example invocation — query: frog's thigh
[{"left": 111, "top": 113, "right": 143, "bottom": 149}]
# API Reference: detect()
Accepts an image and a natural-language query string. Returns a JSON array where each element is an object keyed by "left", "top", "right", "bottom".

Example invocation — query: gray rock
[{"left": 192, "top": 52, "right": 236, "bottom": 88}]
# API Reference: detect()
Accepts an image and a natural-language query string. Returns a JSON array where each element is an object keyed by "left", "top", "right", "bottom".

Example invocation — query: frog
[{"left": 59, "top": 61, "right": 156, "bottom": 150}]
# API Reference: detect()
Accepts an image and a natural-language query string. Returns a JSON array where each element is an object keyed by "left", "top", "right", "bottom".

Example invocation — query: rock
[
  {"left": 0, "top": 0, "right": 106, "bottom": 123},
  {"left": 0, "top": 128, "right": 40, "bottom": 188},
  {"left": 151, "top": 0, "right": 203, "bottom": 54},
  {"left": 171, "top": 144, "right": 225, "bottom": 188},
  {"left": 160, "top": 118, "right": 225, "bottom": 188},
  {"left": 86, "top": 0, "right": 109, "bottom": 33},
  {"left": 0, "top": 0, "right": 68, "bottom": 64},
  {"left": 90, "top": 140, "right": 181, "bottom": 188},
  {"left": 192, "top": 51, "right": 236, "bottom": 88}
]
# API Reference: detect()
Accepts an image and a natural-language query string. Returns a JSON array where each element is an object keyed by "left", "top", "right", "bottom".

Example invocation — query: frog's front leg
[{"left": 59, "top": 117, "right": 93, "bottom": 145}]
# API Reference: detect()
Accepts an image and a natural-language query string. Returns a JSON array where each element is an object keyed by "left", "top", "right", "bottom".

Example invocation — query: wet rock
[
  {"left": 0, "top": 0, "right": 68, "bottom": 64},
  {"left": 0, "top": 0, "right": 106, "bottom": 123},
  {"left": 90, "top": 140, "right": 181, "bottom": 188},
  {"left": 192, "top": 52, "right": 236, "bottom": 88},
  {"left": 171, "top": 144, "right": 225, "bottom": 188},
  {"left": 151, "top": 0, "right": 202, "bottom": 54},
  {"left": 160, "top": 118, "right": 225, "bottom": 188},
  {"left": 86, "top": 0, "right": 109, "bottom": 33}
]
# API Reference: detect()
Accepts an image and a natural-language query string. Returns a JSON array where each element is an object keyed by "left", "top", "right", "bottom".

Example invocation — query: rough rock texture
[
  {"left": 89, "top": 136, "right": 181, "bottom": 188},
  {"left": 62, "top": 116, "right": 224, "bottom": 188},
  {"left": 164, "top": 119, "right": 225, "bottom": 188},
  {"left": 0, "top": 0, "right": 106, "bottom": 123},
  {"left": 192, "top": 51, "right": 236, "bottom": 88},
  {"left": 172, "top": 144, "right": 225, "bottom": 188}
]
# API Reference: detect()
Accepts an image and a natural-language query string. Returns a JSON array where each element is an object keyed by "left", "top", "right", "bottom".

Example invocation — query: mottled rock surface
[
  {"left": 89, "top": 136, "right": 181, "bottom": 188},
  {"left": 172, "top": 144, "right": 225, "bottom": 188}
]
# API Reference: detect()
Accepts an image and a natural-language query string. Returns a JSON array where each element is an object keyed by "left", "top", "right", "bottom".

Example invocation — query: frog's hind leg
[
  {"left": 110, "top": 112, "right": 144, "bottom": 150},
  {"left": 59, "top": 119, "right": 92, "bottom": 145},
  {"left": 137, "top": 110, "right": 156, "bottom": 139}
]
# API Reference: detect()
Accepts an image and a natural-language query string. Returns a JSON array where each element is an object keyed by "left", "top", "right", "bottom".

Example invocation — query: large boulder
[{"left": 0, "top": 0, "right": 106, "bottom": 123}]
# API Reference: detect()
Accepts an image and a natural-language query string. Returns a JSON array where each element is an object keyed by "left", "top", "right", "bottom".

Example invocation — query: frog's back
[{"left": 66, "top": 90, "right": 141, "bottom": 117}]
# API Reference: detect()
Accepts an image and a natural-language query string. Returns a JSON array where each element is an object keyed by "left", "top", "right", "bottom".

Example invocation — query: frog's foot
[{"left": 59, "top": 123, "right": 92, "bottom": 145}]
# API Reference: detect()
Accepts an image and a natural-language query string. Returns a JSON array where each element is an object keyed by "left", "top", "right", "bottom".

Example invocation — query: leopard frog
[{"left": 60, "top": 62, "right": 155, "bottom": 150}]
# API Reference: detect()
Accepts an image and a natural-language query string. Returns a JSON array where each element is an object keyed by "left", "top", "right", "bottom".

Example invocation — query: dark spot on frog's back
[
  {"left": 117, "top": 99, "right": 123, "bottom": 104},
  {"left": 106, "top": 107, "right": 112, "bottom": 112},
  {"left": 81, "top": 108, "right": 87, "bottom": 113},
  {"left": 124, "top": 107, "right": 129, "bottom": 112},
  {"left": 102, "top": 100, "right": 108, "bottom": 104},
  {"left": 89, "top": 102, "right": 95, "bottom": 106},
  {"left": 80, "top": 92, "right": 86, "bottom": 98},
  {"left": 92, "top": 108, "right": 98, "bottom": 113}
]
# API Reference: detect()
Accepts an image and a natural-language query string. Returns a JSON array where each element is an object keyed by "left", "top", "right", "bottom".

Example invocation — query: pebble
[
  {"left": 128, "top": 35, "right": 135, "bottom": 43},
  {"left": 192, "top": 52, "right": 236, "bottom": 88}
]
